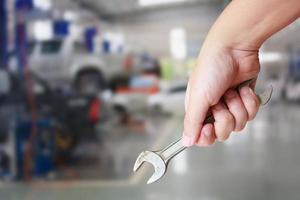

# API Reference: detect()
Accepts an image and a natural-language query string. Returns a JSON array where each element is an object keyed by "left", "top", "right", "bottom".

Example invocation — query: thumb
[{"left": 183, "top": 81, "right": 210, "bottom": 147}]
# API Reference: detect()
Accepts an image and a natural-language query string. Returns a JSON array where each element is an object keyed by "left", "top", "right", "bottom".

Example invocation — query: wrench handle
[
  {"left": 160, "top": 138, "right": 187, "bottom": 162},
  {"left": 160, "top": 112, "right": 216, "bottom": 161}
]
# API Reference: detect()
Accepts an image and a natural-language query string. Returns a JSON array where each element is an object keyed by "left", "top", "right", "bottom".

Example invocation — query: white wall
[{"left": 114, "top": 3, "right": 222, "bottom": 58}]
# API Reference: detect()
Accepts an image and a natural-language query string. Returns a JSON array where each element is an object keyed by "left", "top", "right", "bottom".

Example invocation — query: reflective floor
[{"left": 1, "top": 101, "right": 300, "bottom": 200}]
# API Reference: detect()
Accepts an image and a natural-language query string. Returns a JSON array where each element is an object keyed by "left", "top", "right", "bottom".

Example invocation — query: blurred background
[{"left": 0, "top": 0, "right": 300, "bottom": 199}]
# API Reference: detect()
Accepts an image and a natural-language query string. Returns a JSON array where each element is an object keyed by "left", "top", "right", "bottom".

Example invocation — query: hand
[
  {"left": 182, "top": 0, "right": 300, "bottom": 147},
  {"left": 183, "top": 45, "right": 261, "bottom": 147}
]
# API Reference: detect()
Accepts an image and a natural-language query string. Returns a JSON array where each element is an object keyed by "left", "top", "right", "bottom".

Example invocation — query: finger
[
  {"left": 196, "top": 123, "right": 216, "bottom": 147},
  {"left": 224, "top": 89, "right": 248, "bottom": 131},
  {"left": 183, "top": 80, "right": 210, "bottom": 147},
  {"left": 184, "top": 81, "right": 191, "bottom": 112},
  {"left": 239, "top": 86, "right": 260, "bottom": 120},
  {"left": 212, "top": 102, "right": 235, "bottom": 141},
  {"left": 249, "top": 77, "right": 257, "bottom": 89}
]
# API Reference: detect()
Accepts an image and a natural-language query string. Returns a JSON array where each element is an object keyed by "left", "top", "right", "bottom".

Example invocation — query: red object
[
  {"left": 123, "top": 54, "right": 133, "bottom": 71},
  {"left": 116, "top": 86, "right": 159, "bottom": 94},
  {"left": 89, "top": 98, "right": 101, "bottom": 123}
]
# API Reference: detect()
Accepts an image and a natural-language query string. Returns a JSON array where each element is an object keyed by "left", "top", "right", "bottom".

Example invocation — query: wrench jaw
[
  {"left": 133, "top": 151, "right": 146, "bottom": 172},
  {"left": 258, "top": 86, "right": 273, "bottom": 105},
  {"left": 133, "top": 151, "right": 166, "bottom": 184}
]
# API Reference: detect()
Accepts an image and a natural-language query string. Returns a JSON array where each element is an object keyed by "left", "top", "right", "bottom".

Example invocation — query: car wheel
[{"left": 75, "top": 70, "right": 106, "bottom": 95}]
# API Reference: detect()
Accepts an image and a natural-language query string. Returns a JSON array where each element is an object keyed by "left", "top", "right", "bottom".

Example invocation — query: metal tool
[{"left": 133, "top": 80, "right": 273, "bottom": 184}]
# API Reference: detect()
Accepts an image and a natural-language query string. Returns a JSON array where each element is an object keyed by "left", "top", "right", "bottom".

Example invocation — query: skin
[{"left": 183, "top": 0, "right": 300, "bottom": 147}]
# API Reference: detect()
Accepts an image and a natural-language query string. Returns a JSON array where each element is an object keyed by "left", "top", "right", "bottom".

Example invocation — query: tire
[{"left": 75, "top": 70, "right": 106, "bottom": 95}]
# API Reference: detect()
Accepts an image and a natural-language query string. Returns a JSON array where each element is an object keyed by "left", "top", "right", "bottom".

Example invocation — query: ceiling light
[
  {"left": 33, "top": 20, "right": 53, "bottom": 41},
  {"left": 138, "top": 0, "right": 186, "bottom": 7},
  {"left": 170, "top": 27, "right": 187, "bottom": 59},
  {"left": 34, "top": 0, "right": 52, "bottom": 11},
  {"left": 64, "top": 11, "right": 78, "bottom": 21},
  {"left": 259, "top": 52, "right": 285, "bottom": 62}
]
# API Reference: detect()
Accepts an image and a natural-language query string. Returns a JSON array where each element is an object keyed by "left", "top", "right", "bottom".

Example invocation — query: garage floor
[{"left": 1, "top": 101, "right": 300, "bottom": 200}]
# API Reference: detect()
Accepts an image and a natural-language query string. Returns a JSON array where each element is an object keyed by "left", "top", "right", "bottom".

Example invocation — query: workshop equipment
[
  {"left": 133, "top": 80, "right": 273, "bottom": 184},
  {"left": 16, "top": 119, "right": 55, "bottom": 179}
]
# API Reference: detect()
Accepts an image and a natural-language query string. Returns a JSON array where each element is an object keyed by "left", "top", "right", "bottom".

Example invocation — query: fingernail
[
  {"left": 198, "top": 139, "right": 205, "bottom": 146},
  {"left": 203, "top": 128, "right": 211, "bottom": 138},
  {"left": 182, "top": 134, "right": 193, "bottom": 147},
  {"left": 241, "top": 86, "right": 252, "bottom": 96},
  {"left": 198, "top": 135, "right": 209, "bottom": 147}
]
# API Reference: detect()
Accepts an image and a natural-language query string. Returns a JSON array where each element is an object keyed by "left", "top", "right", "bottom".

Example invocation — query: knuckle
[
  {"left": 217, "top": 132, "right": 230, "bottom": 142},
  {"left": 234, "top": 114, "right": 247, "bottom": 131},
  {"left": 247, "top": 100, "right": 259, "bottom": 120},
  {"left": 224, "top": 90, "right": 238, "bottom": 103},
  {"left": 208, "top": 96, "right": 219, "bottom": 106},
  {"left": 217, "top": 114, "right": 234, "bottom": 141},
  {"left": 215, "top": 123, "right": 233, "bottom": 142},
  {"left": 244, "top": 97, "right": 259, "bottom": 120},
  {"left": 223, "top": 112, "right": 234, "bottom": 125},
  {"left": 234, "top": 127, "right": 243, "bottom": 132},
  {"left": 248, "top": 111, "right": 257, "bottom": 121},
  {"left": 202, "top": 86, "right": 219, "bottom": 106},
  {"left": 234, "top": 122, "right": 246, "bottom": 132},
  {"left": 249, "top": 95, "right": 260, "bottom": 108},
  {"left": 247, "top": 88, "right": 260, "bottom": 105}
]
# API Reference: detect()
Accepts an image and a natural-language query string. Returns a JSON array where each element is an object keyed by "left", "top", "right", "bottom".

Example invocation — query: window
[
  {"left": 169, "top": 85, "right": 187, "bottom": 93},
  {"left": 41, "top": 40, "right": 62, "bottom": 54},
  {"left": 73, "top": 41, "right": 88, "bottom": 54}
]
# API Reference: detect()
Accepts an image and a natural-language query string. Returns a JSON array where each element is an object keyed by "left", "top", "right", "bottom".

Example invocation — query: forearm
[{"left": 204, "top": 0, "right": 300, "bottom": 50}]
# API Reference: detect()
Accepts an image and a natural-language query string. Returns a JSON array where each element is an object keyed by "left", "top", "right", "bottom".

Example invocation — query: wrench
[{"left": 133, "top": 80, "right": 273, "bottom": 184}]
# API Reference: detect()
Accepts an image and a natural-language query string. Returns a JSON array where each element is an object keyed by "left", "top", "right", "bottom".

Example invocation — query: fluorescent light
[
  {"left": 170, "top": 28, "right": 187, "bottom": 59},
  {"left": 34, "top": 0, "right": 52, "bottom": 10},
  {"left": 64, "top": 11, "right": 78, "bottom": 21},
  {"left": 138, "top": 0, "right": 185, "bottom": 7},
  {"left": 33, "top": 20, "right": 53, "bottom": 41},
  {"left": 259, "top": 52, "right": 284, "bottom": 62}
]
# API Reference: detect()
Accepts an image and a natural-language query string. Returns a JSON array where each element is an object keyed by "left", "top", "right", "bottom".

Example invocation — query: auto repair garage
[{"left": 1, "top": 0, "right": 300, "bottom": 199}]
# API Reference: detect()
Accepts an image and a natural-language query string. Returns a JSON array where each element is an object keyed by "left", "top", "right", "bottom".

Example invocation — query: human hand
[
  {"left": 182, "top": 0, "right": 300, "bottom": 147},
  {"left": 183, "top": 45, "right": 261, "bottom": 147}
]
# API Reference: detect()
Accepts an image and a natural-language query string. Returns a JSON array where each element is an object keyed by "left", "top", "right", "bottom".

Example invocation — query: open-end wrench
[{"left": 133, "top": 80, "right": 273, "bottom": 184}]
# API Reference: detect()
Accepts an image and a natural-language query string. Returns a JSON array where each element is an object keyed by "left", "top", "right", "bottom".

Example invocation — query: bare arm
[
  {"left": 206, "top": 0, "right": 300, "bottom": 50},
  {"left": 183, "top": 0, "right": 300, "bottom": 146}
]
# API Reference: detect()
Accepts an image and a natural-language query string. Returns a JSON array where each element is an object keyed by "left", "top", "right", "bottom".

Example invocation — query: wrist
[
  {"left": 203, "top": 31, "right": 262, "bottom": 53},
  {"left": 198, "top": 35, "right": 259, "bottom": 66}
]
